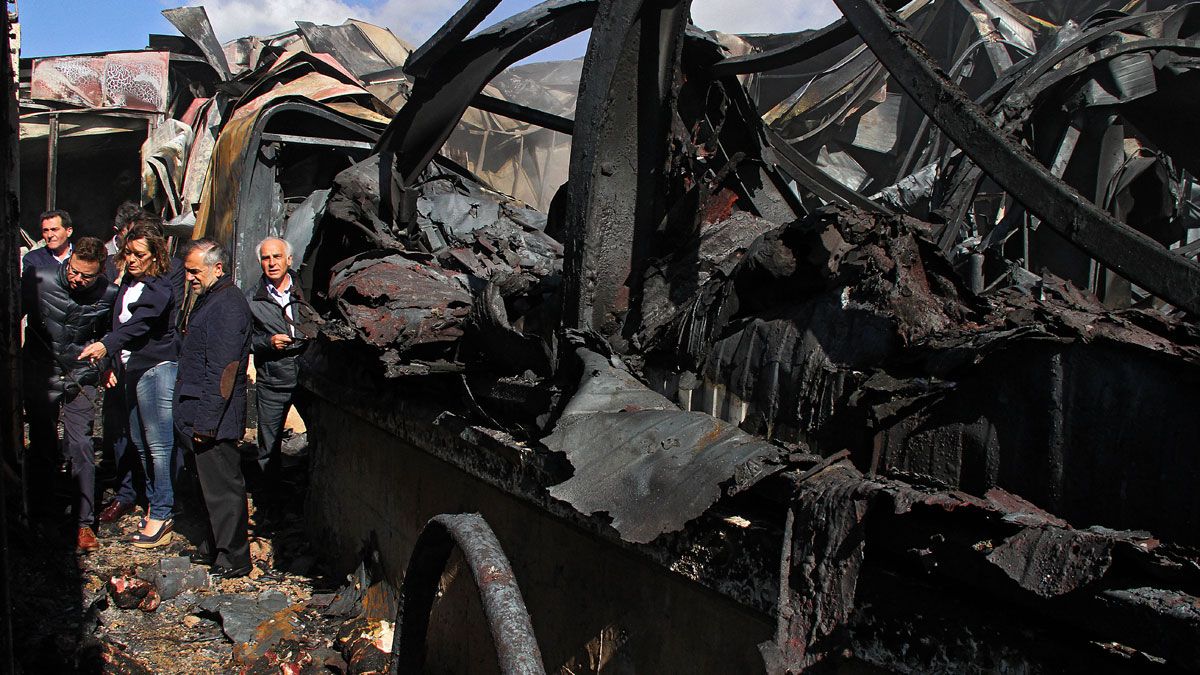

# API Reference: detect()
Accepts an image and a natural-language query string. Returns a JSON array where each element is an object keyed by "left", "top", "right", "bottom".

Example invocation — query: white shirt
[
  {"left": 266, "top": 276, "right": 295, "bottom": 337},
  {"left": 52, "top": 244, "right": 72, "bottom": 263},
  {"left": 117, "top": 281, "right": 145, "bottom": 365}
]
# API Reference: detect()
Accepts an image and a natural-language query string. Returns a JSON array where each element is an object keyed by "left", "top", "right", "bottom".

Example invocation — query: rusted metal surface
[
  {"left": 393, "top": 513, "right": 545, "bottom": 675},
  {"left": 30, "top": 52, "right": 170, "bottom": 113},
  {"left": 327, "top": 251, "right": 472, "bottom": 369}
]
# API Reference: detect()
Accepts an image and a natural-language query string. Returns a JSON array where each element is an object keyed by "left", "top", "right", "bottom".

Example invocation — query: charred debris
[{"left": 21, "top": 0, "right": 1200, "bottom": 670}]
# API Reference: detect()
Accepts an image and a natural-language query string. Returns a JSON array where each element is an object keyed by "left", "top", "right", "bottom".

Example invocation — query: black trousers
[
  {"left": 254, "top": 383, "right": 295, "bottom": 472},
  {"left": 25, "top": 384, "right": 97, "bottom": 526},
  {"left": 186, "top": 437, "right": 250, "bottom": 569}
]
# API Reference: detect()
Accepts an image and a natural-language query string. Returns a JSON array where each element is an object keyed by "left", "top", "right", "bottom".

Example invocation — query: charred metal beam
[
  {"left": 833, "top": 0, "right": 1200, "bottom": 315},
  {"left": 377, "top": 0, "right": 596, "bottom": 227},
  {"left": 393, "top": 513, "right": 545, "bottom": 675},
  {"left": 470, "top": 93, "right": 575, "bottom": 135},
  {"left": 405, "top": 0, "right": 503, "bottom": 79},
  {"left": 763, "top": 126, "right": 891, "bottom": 214},
  {"left": 561, "top": 0, "right": 693, "bottom": 346},
  {"left": 259, "top": 132, "right": 376, "bottom": 149},
  {"left": 44, "top": 114, "right": 58, "bottom": 210}
]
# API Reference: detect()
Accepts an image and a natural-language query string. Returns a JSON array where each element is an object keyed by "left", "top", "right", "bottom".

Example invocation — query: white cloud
[
  {"left": 173, "top": 0, "right": 841, "bottom": 56},
  {"left": 179, "top": 0, "right": 461, "bottom": 44},
  {"left": 690, "top": 0, "right": 841, "bottom": 35}
]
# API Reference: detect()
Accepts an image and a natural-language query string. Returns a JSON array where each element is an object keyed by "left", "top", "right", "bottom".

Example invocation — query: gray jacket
[{"left": 247, "top": 272, "right": 305, "bottom": 389}]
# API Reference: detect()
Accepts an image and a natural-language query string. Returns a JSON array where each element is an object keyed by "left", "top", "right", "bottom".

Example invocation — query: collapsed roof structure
[{"left": 17, "top": 0, "right": 1200, "bottom": 671}]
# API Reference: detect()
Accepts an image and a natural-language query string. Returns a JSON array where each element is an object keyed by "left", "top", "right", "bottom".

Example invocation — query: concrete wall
[{"left": 304, "top": 398, "right": 773, "bottom": 673}]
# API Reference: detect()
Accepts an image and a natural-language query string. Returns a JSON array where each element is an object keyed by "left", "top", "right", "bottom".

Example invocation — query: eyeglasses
[{"left": 65, "top": 257, "right": 100, "bottom": 281}]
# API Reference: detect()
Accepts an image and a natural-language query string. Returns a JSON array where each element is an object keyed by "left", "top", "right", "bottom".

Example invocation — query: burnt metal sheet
[
  {"left": 295, "top": 21, "right": 396, "bottom": 80},
  {"left": 179, "top": 94, "right": 227, "bottom": 211},
  {"left": 544, "top": 341, "right": 783, "bottom": 544},
  {"left": 30, "top": 52, "right": 170, "bottom": 112},
  {"left": 328, "top": 251, "right": 472, "bottom": 354},
  {"left": 193, "top": 76, "right": 381, "bottom": 277},
  {"left": 141, "top": 118, "right": 193, "bottom": 218},
  {"left": 545, "top": 409, "right": 783, "bottom": 544},
  {"left": 161, "top": 6, "right": 232, "bottom": 80},
  {"left": 377, "top": 0, "right": 597, "bottom": 228},
  {"left": 763, "top": 461, "right": 1200, "bottom": 667}
]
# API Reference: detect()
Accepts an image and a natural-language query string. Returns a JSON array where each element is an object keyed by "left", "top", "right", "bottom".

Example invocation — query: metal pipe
[
  {"left": 393, "top": 513, "right": 545, "bottom": 674},
  {"left": 45, "top": 113, "right": 58, "bottom": 209}
]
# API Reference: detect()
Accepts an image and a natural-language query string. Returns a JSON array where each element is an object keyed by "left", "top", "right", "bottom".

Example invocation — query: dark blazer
[
  {"left": 247, "top": 271, "right": 305, "bottom": 389},
  {"left": 22, "top": 246, "right": 67, "bottom": 271},
  {"left": 101, "top": 272, "right": 180, "bottom": 372},
  {"left": 174, "top": 276, "right": 251, "bottom": 442},
  {"left": 22, "top": 264, "right": 117, "bottom": 401}
]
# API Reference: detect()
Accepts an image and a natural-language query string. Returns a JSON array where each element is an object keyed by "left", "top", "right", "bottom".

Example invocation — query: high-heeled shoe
[{"left": 129, "top": 518, "right": 173, "bottom": 549}]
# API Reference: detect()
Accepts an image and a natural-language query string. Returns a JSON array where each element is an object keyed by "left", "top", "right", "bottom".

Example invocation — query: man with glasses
[{"left": 21, "top": 236, "right": 117, "bottom": 552}]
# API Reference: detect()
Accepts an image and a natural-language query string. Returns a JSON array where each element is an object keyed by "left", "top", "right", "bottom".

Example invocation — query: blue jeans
[{"left": 125, "top": 361, "right": 178, "bottom": 521}]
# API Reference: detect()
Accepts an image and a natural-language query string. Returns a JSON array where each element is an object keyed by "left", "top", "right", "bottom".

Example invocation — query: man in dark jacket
[
  {"left": 247, "top": 237, "right": 307, "bottom": 481},
  {"left": 23, "top": 209, "right": 74, "bottom": 272},
  {"left": 175, "top": 238, "right": 253, "bottom": 578},
  {"left": 21, "top": 236, "right": 117, "bottom": 551}
]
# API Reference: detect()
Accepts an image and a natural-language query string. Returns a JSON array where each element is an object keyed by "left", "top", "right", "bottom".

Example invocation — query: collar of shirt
[
  {"left": 266, "top": 277, "right": 292, "bottom": 302},
  {"left": 266, "top": 277, "right": 295, "bottom": 336},
  {"left": 52, "top": 244, "right": 73, "bottom": 263}
]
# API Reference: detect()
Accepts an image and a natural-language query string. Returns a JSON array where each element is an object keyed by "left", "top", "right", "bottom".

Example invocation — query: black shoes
[
  {"left": 211, "top": 563, "right": 252, "bottom": 579},
  {"left": 188, "top": 549, "right": 216, "bottom": 566}
]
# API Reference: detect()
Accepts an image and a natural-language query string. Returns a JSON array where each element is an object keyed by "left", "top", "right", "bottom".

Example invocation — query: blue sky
[{"left": 22, "top": 0, "right": 840, "bottom": 62}]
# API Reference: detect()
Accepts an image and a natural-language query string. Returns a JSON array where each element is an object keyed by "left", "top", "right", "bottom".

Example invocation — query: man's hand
[
  {"left": 79, "top": 342, "right": 107, "bottom": 362},
  {"left": 270, "top": 334, "right": 293, "bottom": 350},
  {"left": 102, "top": 370, "right": 117, "bottom": 389}
]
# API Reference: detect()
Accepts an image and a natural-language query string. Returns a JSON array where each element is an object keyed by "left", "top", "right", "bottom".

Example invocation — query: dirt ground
[{"left": 8, "top": 437, "right": 387, "bottom": 674}]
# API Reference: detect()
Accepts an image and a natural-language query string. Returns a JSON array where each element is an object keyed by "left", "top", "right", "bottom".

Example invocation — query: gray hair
[
  {"left": 256, "top": 237, "right": 293, "bottom": 258},
  {"left": 186, "top": 237, "right": 230, "bottom": 269}
]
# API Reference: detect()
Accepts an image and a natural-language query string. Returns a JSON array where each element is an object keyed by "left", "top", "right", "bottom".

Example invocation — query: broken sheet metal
[
  {"left": 161, "top": 5, "right": 233, "bottom": 80},
  {"left": 140, "top": 118, "right": 193, "bottom": 218},
  {"left": 30, "top": 52, "right": 170, "bottom": 112},
  {"left": 766, "top": 460, "right": 1200, "bottom": 669},
  {"left": 754, "top": 0, "right": 1200, "bottom": 311},
  {"left": 545, "top": 341, "right": 785, "bottom": 544},
  {"left": 636, "top": 205, "right": 1200, "bottom": 543},
  {"left": 312, "top": 153, "right": 562, "bottom": 375},
  {"left": 327, "top": 251, "right": 472, "bottom": 371},
  {"left": 191, "top": 57, "right": 385, "bottom": 281},
  {"left": 287, "top": 0, "right": 1200, "bottom": 668}
]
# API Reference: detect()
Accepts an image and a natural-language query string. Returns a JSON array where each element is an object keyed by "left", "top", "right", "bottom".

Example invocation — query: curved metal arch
[
  {"left": 393, "top": 513, "right": 545, "bottom": 675},
  {"left": 232, "top": 99, "right": 381, "bottom": 286},
  {"left": 376, "top": 0, "right": 598, "bottom": 227}
]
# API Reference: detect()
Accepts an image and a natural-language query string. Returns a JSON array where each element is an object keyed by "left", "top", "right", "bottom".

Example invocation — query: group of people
[{"left": 21, "top": 206, "right": 307, "bottom": 579}]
